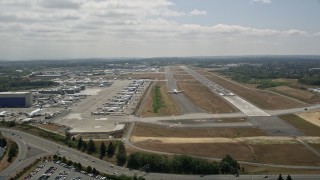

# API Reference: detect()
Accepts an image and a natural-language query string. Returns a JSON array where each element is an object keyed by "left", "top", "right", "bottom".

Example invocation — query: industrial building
[{"left": 0, "top": 92, "right": 33, "bottom": 108}]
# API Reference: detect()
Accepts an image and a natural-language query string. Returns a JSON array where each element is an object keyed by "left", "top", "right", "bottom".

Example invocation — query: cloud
[
  {"left": 38, "top": 0, "right": 80, "bottom": 9},
  {"left": 190, "top": 9, "right": 207, "bottom": 16},
  {"left": 0, "top": 0, "right": 310, "bottom": 41},
  {"left": 251, "top": 0, "right": 272, "bottom": 4},
  {"left": 0, "top": 0, "right": 318, "bottom": 60}
]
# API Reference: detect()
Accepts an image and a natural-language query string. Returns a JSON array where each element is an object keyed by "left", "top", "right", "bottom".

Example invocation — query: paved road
[
  {"left": 0, "top": 130, "right": 29, "bottom": 177},
  {"left": 0, "top": 128, "right": 135, "bottom": 178},
  {"left": 249, "top": 116, "right": 303, "bottom": 136},
  {"left": 2, "top": 128, "right": 320, "bottom": 180},
  {"left": 266, "top": 104, "right": 320, "bottom": 116}
]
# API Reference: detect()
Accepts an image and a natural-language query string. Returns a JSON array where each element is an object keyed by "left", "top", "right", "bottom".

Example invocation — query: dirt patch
[
  {"left": 242, "top": 164, "right": 320, "bottom": 174},
  {"left": 173, "top": 74, "right": 197, "bottom": 82},
  {"left": 158, "top": 67, "right": 164, "bottom": 72},
  {"left": 297, "top": 111, "right": 320, "bottom": 127},
  {"left": 279, "top": 114, "right": 320, "bottom": 136},
  {"left": 270, "top": 86, "right": 320, "bottom": 104},
  {"left": 237, "top": 136, "right": 298, "bottom": 145},
  {"left": 131, "top": 73, "right": 165, "bottom": 80},
  {"left": 131, "top": 136, "right": 299, "bottom": 145},
  {"left": 37, "top": 123, "right": 69, "bottom": 135},
  {"left": 177, "top": 81, "right": 235, "bottom": 113},
  {"left": 131, "top": 136, "right": 237, "bottom": 144},
  {"left": 140, "top": 82, "right": 180, "bottom": 117},
  {"left": 250, "top": 144, "right": 320, "bottom": 166},
  {"left": 196, "top": 70, "right": 305, "bottom": 110},
  {"left": 134, "top": 141, "right": 320, "bottom": 165},
  {"left": 170, "top": 66, "right": 186, "bottom": 72},
  {"left": 132, "top": 123, "right": 268, "bottom": 138},
  {"left": 36, "top": 124, "right": 65, "bottom": 134},
  {"left": 135, "top": 141, "right": 255, "bottom": 161},
  {"left": 130, "top": 136, "right": 300, "bottom": 145},
  {"left": 309, "top": 143, "right": 320, "bottom": 153},
  {"left": 162, "top": 117, "right": 248, "bottom": 124}
]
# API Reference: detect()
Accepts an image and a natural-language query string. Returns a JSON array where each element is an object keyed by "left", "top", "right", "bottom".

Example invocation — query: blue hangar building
[{"left": 0, "top": 92, "right": 33, "bottom": 108}]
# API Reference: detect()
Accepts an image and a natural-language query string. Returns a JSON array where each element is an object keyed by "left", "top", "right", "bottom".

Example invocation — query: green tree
[
  {"left": 65, "top": 131, "right": 71, "bottom": 141},
  {"left": 82, "top": 141, "right": 87, "bottom": 152},
  {"left": 219, "top": 154, "right": 240, "bottom": 174},
  {"left": 116, "top": 141, "right": 127, "bottom": 166},
  {"left": 87, "top": 166, "right": 92, "bottom": 173},
  {"left": 92, "top": 168, "right": 97, "bottom": 175},
  {"left": 0, "top": 137, "right": 7, "bottom": 147},
  {"left": 67, "top": 160, "right": 73, "bottom": 166},
  {"left": 7, "top": 121, "right": 16, "bottom": 127},
  {"left": 77, "top": 137, "right": 83, "bottom": 150},
  {"left": 107, "top": 141, "right": 115, "bottom": 157},
  {"left": 87, "top": 139, "right": 96, "bottom": 154},
  {"left": 53, "top": 154, "right": 58, "bottom": 160},
  {"left": 77, "top": 162, "right": 82, "bottom": 170},
  {"left": 7, "top": 142, "right": 18, "bottom": 162},
  {"left": 100, "top": 142, "right": 106, "bottom": 158},
  {"left": 286, "top": 175, "right": 292, "bottom": 180},
  {"left": 127, "top": 152, "right": 219, "bottom": 174},
  {"left": 278, "top": 174, "right": 284, "bottom": 180}
]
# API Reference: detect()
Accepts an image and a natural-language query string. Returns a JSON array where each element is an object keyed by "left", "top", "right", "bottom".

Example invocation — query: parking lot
[{"left": 25, "top": 161, "right": 99, "bottom": 180}]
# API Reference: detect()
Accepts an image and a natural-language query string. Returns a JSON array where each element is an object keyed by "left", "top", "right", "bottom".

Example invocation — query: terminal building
[{"left": 0, "top": 92, "right": 33, "bottom": 108}]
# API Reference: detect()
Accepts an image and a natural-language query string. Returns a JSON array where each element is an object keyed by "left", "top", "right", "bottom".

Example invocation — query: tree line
[
  {"left": 221, "top": 61, "right": 320, "bottom": 87},
  {"left": 0, "top": 77, "right": 58, "bottom": 92},
  {"left": 65, "top": 135, "right": 241, "bottom": 175},
  {"left": 7, "top": 141, "right": 18, "bottom": 162},
  {"left": 127, "top": 152, "right": 240, "bottom": 175},
  {"left": 76, "top": 137, "right": 127, "bottom": 166}
]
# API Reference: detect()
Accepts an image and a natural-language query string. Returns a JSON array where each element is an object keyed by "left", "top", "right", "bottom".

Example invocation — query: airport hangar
[{"left": 0, "top": 92, "right": 33, "bottom": 108}]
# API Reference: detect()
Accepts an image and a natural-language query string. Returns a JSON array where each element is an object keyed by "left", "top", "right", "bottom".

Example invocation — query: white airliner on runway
[
  {"left": 168, "top": 122, "right": 182, "bottom": 128},
  {"left": 168, "top": 89, "right": 182, "bottom": 94}
]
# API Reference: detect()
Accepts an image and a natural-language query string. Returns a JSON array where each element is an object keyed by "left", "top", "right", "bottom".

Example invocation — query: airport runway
[
  {"left": 180, "top": 66, "right": 270, "bottom": 117},
  {"left": 165, "top": 67, "right": 205, "bottom": 114}
]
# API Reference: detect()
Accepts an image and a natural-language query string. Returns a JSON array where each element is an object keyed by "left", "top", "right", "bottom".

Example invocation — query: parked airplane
[
  {"left": 28, "top": 108, "right": 44, "bottom": 117},
  {"left": 0, "top": 111, "right": 7, "bottom": 117},
  {"left": 168, "top": 89, "right": 182, "bottom": 94}
]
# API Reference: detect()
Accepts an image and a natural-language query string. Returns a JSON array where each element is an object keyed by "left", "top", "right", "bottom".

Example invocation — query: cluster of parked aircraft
[{"left": 92, "top": 80, "right": 144, "bottom": 115}]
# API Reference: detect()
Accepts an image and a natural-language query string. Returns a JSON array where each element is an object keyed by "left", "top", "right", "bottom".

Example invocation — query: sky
[{"left": 0, "top": 0, "right": 320, "bottom": 60}]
